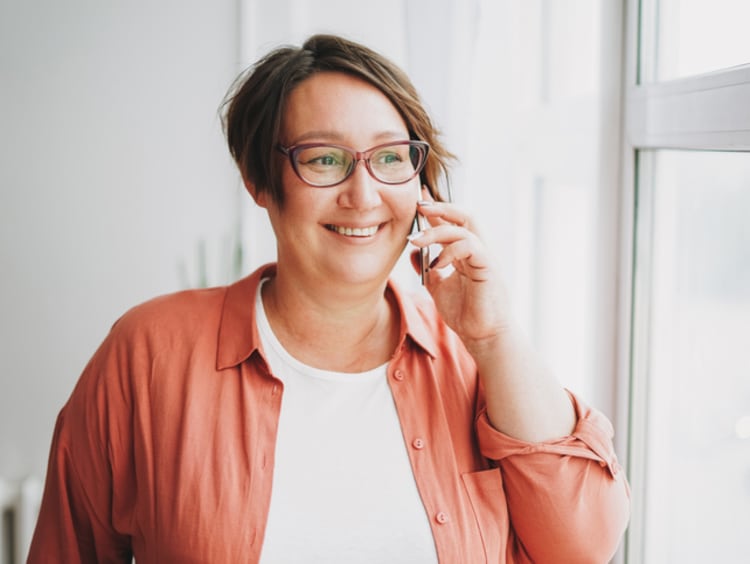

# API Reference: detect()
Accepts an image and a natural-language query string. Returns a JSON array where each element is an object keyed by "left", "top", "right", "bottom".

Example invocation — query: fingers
[
  {"left": 408, "top": 222, "right": 491, "bottom": 281},
  {"left": 434, "top": 240, "right": 491, "bottom": 282},
  {"left": 409, "top": 188, "right": 493, "bottom": 279},
  {"left": 417, "top": 198, "right": 476, "bottom": 233},
  {"left": 408, "top": 222, "right": 476, "bottom": 248}
]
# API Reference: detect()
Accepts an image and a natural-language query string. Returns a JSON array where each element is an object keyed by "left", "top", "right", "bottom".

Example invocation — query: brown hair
[{"left": 221, "top": 33, "right": 454, "bottom": 205}]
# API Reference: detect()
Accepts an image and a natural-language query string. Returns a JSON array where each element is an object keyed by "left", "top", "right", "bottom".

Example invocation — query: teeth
[{"left": 329, "top": 224, "right": 379, "bottom": 237}]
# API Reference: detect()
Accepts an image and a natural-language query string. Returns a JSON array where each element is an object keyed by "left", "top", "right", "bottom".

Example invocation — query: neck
[{"left": 261, "top": 267, "right": 400, "bottom": 373}]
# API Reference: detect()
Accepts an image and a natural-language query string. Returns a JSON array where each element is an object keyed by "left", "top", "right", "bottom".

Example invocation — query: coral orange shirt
[{"left": 29, "top": 264, "right": 630, "bottom": 564}]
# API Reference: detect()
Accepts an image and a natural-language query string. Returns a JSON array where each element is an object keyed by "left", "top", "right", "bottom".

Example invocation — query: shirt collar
[
  {"left": 216, "top": 263, "right": 438, "bottom": 370},
  {"left": 388, "top": 279, "right": 439, "bottom": 359}
]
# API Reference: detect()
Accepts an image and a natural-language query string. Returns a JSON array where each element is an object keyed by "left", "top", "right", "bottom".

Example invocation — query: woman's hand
[{"left": 408, "top": 193, "right": 510, "bottom": 349}]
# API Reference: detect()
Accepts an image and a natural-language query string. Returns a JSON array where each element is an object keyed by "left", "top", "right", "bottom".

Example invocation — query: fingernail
[
  {"left": 417, "top": 200, "right": 433, "bottom": 207},
  {"left": 407, "top": 232, "right": 424, "bottom": 242}
]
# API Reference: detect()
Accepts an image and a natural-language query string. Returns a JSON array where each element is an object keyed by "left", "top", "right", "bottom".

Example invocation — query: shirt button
[
  {"left": 393, "top": 369, "right": 405, "bottom": 381},
  {"left": 412, "top": 438, "right": 425, "bottom": 449},
  {"left": 435, "top": 511, "right": 449, "bottom": 524}
]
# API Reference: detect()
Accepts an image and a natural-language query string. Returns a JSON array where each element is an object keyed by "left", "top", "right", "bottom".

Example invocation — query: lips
[{"left": 325, "top": 224, "right": 381, "bottom": 237}]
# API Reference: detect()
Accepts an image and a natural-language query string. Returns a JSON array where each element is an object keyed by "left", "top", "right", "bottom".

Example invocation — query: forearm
[{"left": 467, "top": 328, "right": 576, "bottom": 443}]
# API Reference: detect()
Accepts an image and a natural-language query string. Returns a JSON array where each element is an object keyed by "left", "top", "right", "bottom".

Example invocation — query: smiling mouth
[{"left": 325, "top": 224, "right": 381, "bottom": 237}]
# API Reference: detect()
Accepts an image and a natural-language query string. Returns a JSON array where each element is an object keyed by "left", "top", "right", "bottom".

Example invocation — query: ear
[{"left": 243, "top": 176, "right": 268, "bottom": 208}]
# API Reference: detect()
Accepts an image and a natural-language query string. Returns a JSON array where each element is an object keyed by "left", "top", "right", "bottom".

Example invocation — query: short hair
[{"left": 221, "top": 33, "right": 454, "bottom": 205}]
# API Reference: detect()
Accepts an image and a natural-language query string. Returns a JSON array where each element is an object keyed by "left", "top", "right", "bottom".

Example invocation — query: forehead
[{"left": 281, "top": 71, "right": 408, "bottom": 145}]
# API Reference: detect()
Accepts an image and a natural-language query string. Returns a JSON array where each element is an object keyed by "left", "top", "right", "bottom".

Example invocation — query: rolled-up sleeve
[{"left": 476, "top": 392, "right": 631, "bottom": 564}]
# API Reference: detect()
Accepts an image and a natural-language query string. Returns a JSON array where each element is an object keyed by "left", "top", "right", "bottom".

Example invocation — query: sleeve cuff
[{"left": 476, "top": 390, "right": 622, "bottom": 479}]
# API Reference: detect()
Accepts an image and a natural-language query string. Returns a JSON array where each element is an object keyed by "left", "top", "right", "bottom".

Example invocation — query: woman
[{"left": 29, "top": 34, "right": 629, "bottom": 563}]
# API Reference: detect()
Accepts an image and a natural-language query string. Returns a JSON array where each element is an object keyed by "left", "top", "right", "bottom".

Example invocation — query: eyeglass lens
[{"left": 292, "top": 142, "right": 425, "bottom": 186}]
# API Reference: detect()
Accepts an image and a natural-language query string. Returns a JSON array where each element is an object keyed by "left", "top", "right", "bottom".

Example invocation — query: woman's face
[{"left": 257, "top": 71, "right": 419, "bottom": 290}]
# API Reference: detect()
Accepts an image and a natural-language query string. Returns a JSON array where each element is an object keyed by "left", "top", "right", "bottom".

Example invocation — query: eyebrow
[{"left": 289, "top": 129, "right": 409, "bottom": 146}]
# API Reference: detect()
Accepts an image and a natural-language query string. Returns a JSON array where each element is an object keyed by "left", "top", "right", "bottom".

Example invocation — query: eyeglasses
[{"left": 277, "top": 140, "right": 429, "bottom": 188}]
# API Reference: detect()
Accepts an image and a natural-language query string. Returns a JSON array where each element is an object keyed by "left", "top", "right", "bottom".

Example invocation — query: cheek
[
  {"left": 277, "top": 174, "right": 335, "bottom": 222},
  {"left": 279, "top": 167, "right": 315, "bottom": 207},
  {"left": 384, "top": 182, "right": 420, "bottom": 218}
]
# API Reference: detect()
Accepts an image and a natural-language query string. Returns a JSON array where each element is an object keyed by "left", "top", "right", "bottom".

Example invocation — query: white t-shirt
[{"left": 256, "top": 281, "right": 439, "bottom": 564}]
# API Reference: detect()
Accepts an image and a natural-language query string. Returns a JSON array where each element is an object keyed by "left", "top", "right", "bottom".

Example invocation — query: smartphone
[{"left": 413, "top": 212, "right": 430, "bottom": 285}]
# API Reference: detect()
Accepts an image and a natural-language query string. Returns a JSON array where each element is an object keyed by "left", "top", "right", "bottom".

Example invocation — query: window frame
[{"left": 619, "top": 1, "right": 750, "bottom": 563}]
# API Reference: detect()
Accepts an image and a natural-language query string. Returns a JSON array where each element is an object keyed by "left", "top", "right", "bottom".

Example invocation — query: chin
[{"left": 327, "top": 257, "right": 395, "bottom": 286}]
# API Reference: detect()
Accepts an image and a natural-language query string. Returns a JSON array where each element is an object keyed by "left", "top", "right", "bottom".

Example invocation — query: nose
[{"left": 337, "top": 159, "right": 382, "bottom": 210}]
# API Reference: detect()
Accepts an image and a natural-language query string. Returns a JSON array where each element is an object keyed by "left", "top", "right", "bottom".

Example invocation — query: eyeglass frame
[{"left": 276, "top": 140, "right": 430, "bottom": 188}]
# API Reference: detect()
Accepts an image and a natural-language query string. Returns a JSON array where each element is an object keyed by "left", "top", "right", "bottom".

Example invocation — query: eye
[
  {"left": 373, "top": 149, "right": 405, "bottom": 166},
  {"left": 297, "top": 147, "right": 348, "bottom": 169},
  {"left": 309, "top": 155, "right": 339, "bottom": 166}
]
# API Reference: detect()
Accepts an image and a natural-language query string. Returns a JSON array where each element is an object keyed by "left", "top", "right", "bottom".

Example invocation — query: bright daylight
[{"left": 1, "top": 1, "right": 749, "bottom": 563}]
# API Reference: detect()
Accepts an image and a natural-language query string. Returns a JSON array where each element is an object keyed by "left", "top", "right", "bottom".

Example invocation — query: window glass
[
  {"left": 464, "top": 0, "right": 606, "bottom": 403},
  {"left": 637, "top": 149, "right": 750, "bottom": 562},
  {"left": 641, "top": 0, "right": 750, "bottom": 81}
]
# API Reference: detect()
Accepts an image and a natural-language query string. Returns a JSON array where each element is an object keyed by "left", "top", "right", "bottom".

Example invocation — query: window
[
  {"left": 464, "top": 0, "right": 622, "bottom": 412},
  {"left": 640, "top": 0, "right": 750, "bottom": 81},
  {"left": 624, "top": 1, "right": 750, "bottom": 563},
  {"left": 631, "top": 150, "right": 750, "bottom": 562}
]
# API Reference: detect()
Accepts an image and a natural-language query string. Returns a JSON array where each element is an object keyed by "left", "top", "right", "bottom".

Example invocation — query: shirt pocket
[{"left": 462, "top": 468, "right": 509, "bottom": 563}]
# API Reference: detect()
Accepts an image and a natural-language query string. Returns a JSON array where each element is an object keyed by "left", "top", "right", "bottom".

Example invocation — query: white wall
[{"left": 0, "top": 1, "right": 241, "bottom": 481}]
